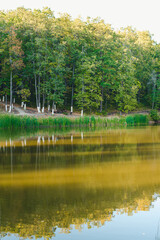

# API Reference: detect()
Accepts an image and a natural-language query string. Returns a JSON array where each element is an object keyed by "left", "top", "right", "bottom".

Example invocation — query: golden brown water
[{"left": 0, "top": 126, "right": 160, "bottom": 239}]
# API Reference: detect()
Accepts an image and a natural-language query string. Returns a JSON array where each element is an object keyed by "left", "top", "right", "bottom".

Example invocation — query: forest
[{"left": 0, "top": 7, "right": 160, "bottom": 114}]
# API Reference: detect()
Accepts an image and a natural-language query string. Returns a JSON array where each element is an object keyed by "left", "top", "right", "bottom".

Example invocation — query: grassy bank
[{"left": 0, "top": 114, "right": 149, "bottom": 130}]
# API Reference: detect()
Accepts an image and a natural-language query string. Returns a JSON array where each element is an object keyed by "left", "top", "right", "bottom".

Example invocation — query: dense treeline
[{"left": 0, "top": 7, "right": 160, "bottom": 114}]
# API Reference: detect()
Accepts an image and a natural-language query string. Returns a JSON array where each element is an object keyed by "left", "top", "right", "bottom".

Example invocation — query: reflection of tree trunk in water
[
  {"left": 36, "top": 137, "right": 41, "bottom": 172},
  {"left": 0, "top": 199, "right": 1, "bottom": 235},
  {"left": 35, "top": 144, "right": 38, "bottom": 172},
  {"left": 10, "top": 145, "right": 13, "bottom": 176},
  {"left": 155, "top": 218, "right": 160, "bottom": 240},
  {"left": 38, "top": 144, "right": 40, "bottom": 171},
  {"left": 43, "top": 140, "right": 45, "bottom": 166}
]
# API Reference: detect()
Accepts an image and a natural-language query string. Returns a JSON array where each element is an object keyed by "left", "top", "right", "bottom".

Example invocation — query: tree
[
  {"left": 115, "top": 45, "right": 140, "bottom": 112},
  {"left": 1, "top": 25, "right": 24, "bottom": 112}
]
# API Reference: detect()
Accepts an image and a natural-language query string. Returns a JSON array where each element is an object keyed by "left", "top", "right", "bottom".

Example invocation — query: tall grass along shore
[{"left": 0, "top": 114, "right": 149, "bottom": 130}]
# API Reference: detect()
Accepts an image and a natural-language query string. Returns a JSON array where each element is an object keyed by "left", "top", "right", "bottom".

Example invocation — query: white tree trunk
[
  {"left": 9, "top": 70, "right": 13, "bottom": 113},
  {"left": 81, "top": 110, "right": 83, "bottom": 117},
  {"left": 37, "top": 107, "right": 41, "bottom": 113}
]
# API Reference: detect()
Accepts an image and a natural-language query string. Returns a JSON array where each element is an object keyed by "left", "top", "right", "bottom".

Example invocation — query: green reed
[
  {"left": 0, "top": 113, "right": 149, "bottom": 130},
  {"left": 0, "top": 114, "right": 39, "bottom": 129},
  {"left": 126, "top": 114, "right": 149, "bottom": 126}
]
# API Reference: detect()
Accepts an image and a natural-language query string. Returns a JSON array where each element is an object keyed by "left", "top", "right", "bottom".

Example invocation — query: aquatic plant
[
  {"left": 0, "top": 115, "right": 38, "bottom": 129},
  {"left": 126, "top": 114, "right": 148, "bottom": 126},
  {"left": 0, "top": 113, "right": 149, "bottom": 130}
]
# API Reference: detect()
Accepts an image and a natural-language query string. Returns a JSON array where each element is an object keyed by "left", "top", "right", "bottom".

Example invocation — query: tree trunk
[
  {"left": 71, "top": 64, "right": 75, "bottom": 114},
  {"left": 9, "top": 70, "right": 12, "bottom": 113},
  {"left": 38, "top": 75, "right": 41, "bottom": 111},
  {"left": 34, "top": 74, "right": 38, "bottom": 110},
  {"left": 48, "top": 99, "right": 50, "bottom": 112},
  {"left": 81, "top": 47, "right": 84, "bottom": 115},
  {"left": 100, "top": 87, "right": 103, "bottom": 112},
  {"left": 81, "top": 75, "right": 84, "bottom": 117},
  {"left": 42, "top": 94, "right": 45, "bottom": 113},
  {"left": 36, "top": 75, "right": 41, "bottom": 113},
  {"left": 5, "top": 95, "right": 7, "bottom": 112},
  {"left": 105, "top": 90, "right": 108, "bottom": 111},
  {"left": 52, "top": 101, "right": 54, "bottom": 115},
  {"left": 152, "top": 84, "right": 156, "bottom": 109}
]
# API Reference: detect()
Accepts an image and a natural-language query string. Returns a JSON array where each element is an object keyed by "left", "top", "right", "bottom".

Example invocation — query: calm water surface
[{"left": 0, "top": 126, "right": 160, "bottom": 239}]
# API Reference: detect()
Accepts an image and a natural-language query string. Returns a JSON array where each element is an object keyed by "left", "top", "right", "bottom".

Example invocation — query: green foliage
[
  {"left": 126, "top": 114, "right": 148, "bottom": 126},
  {"left": 0, "top": 8, "right": 159, "bottom": 113},
  {"left": 17, "top": 88, "right": 31, "bottom": 103},
  {"left": 149, "top": 109, "right": 160, "bottom": 122}
]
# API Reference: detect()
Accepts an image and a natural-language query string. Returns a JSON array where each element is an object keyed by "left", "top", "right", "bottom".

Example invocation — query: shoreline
[
  {"left": 0, "top": 112, "right": 150, "bottom": 129},
  {"left": 0, "top": 102, "right": 151, "bottom": 119}
]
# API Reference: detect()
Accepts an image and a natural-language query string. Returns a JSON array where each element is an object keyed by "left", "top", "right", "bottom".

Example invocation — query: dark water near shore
[{"left": 0, "top": 126, "right": 160, "bottom": 239}]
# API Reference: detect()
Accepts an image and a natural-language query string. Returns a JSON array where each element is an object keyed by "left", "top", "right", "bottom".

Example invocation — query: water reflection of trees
[
  {"left": 0, "top": 127, "right": 160, "bottom": 238},
  {"left": 0, "top": 133, "right": 160, "bottom": 173},
  {"left": 0, "top": 185, "right": 158, "bottom": 239}
]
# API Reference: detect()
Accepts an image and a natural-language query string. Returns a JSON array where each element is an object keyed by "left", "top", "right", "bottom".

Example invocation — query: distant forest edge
[{"left": 0, "top": 7, "right": 160, "bottom": 114}]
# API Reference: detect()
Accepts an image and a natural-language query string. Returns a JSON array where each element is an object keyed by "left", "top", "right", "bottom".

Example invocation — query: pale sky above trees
[{"left": 1, "top": 0, "right": 160, "bottom": 42}]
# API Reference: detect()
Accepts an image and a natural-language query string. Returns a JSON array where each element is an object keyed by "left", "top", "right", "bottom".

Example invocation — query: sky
[{"left": 1, "top": 0, "right": 160, "bottom": 42}]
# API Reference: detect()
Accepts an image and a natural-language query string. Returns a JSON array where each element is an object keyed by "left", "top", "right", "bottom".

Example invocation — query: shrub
[{"left": 149, "top": 109, "right": 159, "bottom": 122}]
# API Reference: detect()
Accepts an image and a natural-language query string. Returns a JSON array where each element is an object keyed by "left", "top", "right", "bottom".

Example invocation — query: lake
[{"left": 0, "top": 126, "right": 160, "bottom": 239}]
